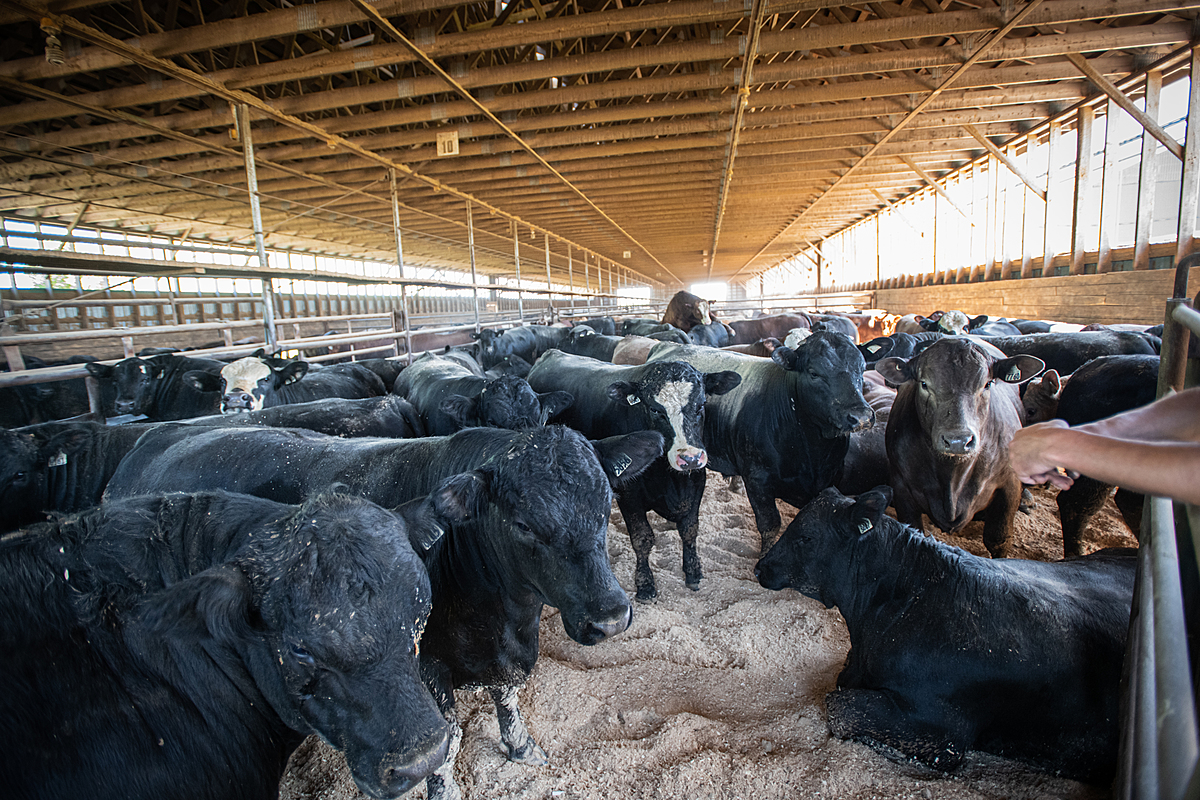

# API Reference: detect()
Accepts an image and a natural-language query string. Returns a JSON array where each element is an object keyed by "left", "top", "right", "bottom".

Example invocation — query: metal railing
[{"left": 1118, "top": 255, "right": 1200, "bottom": 800}]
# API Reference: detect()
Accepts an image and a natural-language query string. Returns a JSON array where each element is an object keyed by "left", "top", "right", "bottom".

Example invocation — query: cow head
[
  {"left": 934, "top": 310, "right": 971, "bottom": 335},
  {"left": 1021, "top": 369, "right": 1062, "bottom": 425},
  {"left": 0, "top": 424, "right": 95, "bottom": 532},
  {"left": 771, "top": 332, "right": 875, "bottom": 437},
  {"left": 471, "top": 328, "right": 507, "bottom": 370},
  {"left": 876, "top": 338, "right": 1044, "bottom": 456},
  {"left": 451, "top": 427, "right": 662, "bottom": 645},
  {"left": 755, "top": 485, "right": 893, "bottom": 608},
  {"left": 440, "top": 374, "right": 573, "bottom": 431},
  {"left": 87, "top": 357, "right": 167, "bottom": 416},
  {"left": 606, "top": 361, "right": 740, "bottom": 471},
  {"left": 140, "top": 492, "right": 451, "bottom": 798},
  {"left": 191, "top": 356, "right": 309, "bottom": 414},
  {"left": 662, "top": 290, "right": 712, "bottom": 332}
]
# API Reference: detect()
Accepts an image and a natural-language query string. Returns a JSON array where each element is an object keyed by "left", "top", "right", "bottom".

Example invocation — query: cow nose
[
  {"left": 580, "top": 604, "right": 632, "bottom": 645},
  {"left": 375, "top": 727, "right": 450, "bottom": 796},
  {"left": 676, "top": 449, "right": 708, "bottom": 470},
  {"left": 844, "top": 407, "right": 875, "bottom": 433},
  {"left": 114, "top": 400, "right": 134, "bottom": 414},
  {"left": 940, "top": 432, "right": 976, "bottom": 454}
]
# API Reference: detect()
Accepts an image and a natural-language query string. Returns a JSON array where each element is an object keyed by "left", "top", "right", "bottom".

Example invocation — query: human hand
[{"left": 1009, "top": 419, "right": 1079, "bottom": 490}]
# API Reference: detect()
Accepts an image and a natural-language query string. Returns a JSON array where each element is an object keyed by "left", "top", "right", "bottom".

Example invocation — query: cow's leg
[
  {"left": 490, "top": 684, "right": 548, "bottom": 766},
  {"left": 825, "top": 688, "right": 965, "bottom": 772},
  {"left": 1113, "top": 488, "right": 1145, "bottom": 540},
  {"left": 617, "top": 497, "right": 658, "bottom": 602},
  {"left": 980, "top": 483, "right": 1021, "bottom": 558},
  {"left": 743, "top": 481, "right": 782, "bottom": 553},
  {"left": 889, "top": 486, "right": 925, "bottom": 532},
  {"left": 1057, "top": 477, "right": 1114, "bottom": 558},
  {"left": 663, "top": 469, "right": 706, "bottom": 591},
  {"left": 424, "top": 718, "right": 463, "bottom": 800}
]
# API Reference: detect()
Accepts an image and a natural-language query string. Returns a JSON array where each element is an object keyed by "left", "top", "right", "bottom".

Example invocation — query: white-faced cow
[
  {"left": 103, "top": 423, "right": 662, "bottom": 800},
  {"left": 648, "top": 332, "right": 875, "bottom": 552},
  {"left": 875, "top": 337, "right": 1043, "bottom": 556},
  {"left": 660, "top": 290, "right": 714, "bottom": 333},
  {"left": 756, "top": 485, "right": 1134, "bottom": 783},
  {"left": 527, "top": 349, "right": 741, "bottom": 600},
  {"left": 0, "top": 489, "right": 453, "bottom": 800},
  {"left": 185, "top": 355, "right": 384, "bottom": 414}
]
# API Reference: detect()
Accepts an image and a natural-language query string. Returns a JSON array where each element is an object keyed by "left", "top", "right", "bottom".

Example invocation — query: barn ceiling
[{"left": 0, "top": 0, "right": 1198, "bottom": 292}]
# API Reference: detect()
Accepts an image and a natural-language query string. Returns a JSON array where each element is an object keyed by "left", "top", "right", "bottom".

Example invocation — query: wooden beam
[
  {"left": 963, "top": 123, "right": 1046, "bottom": 201},
  {"left": 1070, "top": 105, "right": 1095, "bottom": 275},
  {"left": 1177, "top": 46, "right": 1200, "bottom": 265},
  {"left": 898, "top": 154, "right": 975, "bottom": 225},
  {"left": 1065, "top": 52, "right": 1184, "bottom": 161}
]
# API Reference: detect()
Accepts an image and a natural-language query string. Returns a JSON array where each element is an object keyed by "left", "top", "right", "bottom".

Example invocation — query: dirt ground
[{"left": 279, "top": 479, "right": 1138, "bottom": 800}]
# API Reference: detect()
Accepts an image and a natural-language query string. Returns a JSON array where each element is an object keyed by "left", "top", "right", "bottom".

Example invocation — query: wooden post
[
  {"left": 1042, "top": 119, "right": 1062, "bottom": 277},
  {"left": 1177, "top": 48, "right": 1200, "bottom": 264},
  {"left": 1021, "top": 133, "right": 1035, "bottom": 279},
  {"left": 512, "top": 220, "right": 524, "bottom": 323},
  {"left": 544, "top": 233, "right": 554, "bottom": 321},
  {"left": 1134, "top": 71, "right": 1163, "bottom": 271},
  {"left": 236, "top": 104, "right": 278, "bottom": 351},
  {"left": 466, "top": 200, "right": 481, "bottom": 333},
  {"left": 567, "top": 244, "right": 575, "bottom": 312},
  {"left": 389, "top": 167, "right": 414, "bottom": 362},
  {"left": 1098, "top": 98, "right": 1121, "bottom": 273},
  {"left": 1071, "top": 105, "right": 1096, "bottom": 275}
]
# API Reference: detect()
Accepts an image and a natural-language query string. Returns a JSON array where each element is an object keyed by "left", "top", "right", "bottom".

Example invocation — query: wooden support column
[
  {"left": 567, "top": 245, "right": 575, "bottom": 311},
  {"left": 1099, "top": 98, "right": 1121, "bottom": 273},
  {"left": 544, "top": 233, "right": 554, "bottom": 321},
  {"left": 1177, "top": 47, "right": 1200, "bottom": 264},
  {"left": 1071, "top": 105, "right": 1096, "bottom": 275},
  {"left": 1021, "top": 133, "right": 1035, "bottom": 279},
  {"left": 236, "top": 103, "right": 277, "bottom": 351},
  {"left": 511, "top": 221, "right": 524, "bottom": 322},
  {"left": 466, "top": 200, "right": 481, "bottom": 332},
  {"left": 389, "top": 167, "right": 413, "bottom": 362},
  {"left": 1042, "top": 120, "right": 1062, "bottom": 277},
  {"left": 1135, "top": 71, "right": 1163, "bottom": 271}
]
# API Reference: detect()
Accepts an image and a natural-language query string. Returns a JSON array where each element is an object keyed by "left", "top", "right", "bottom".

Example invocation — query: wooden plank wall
[{"left": 875, "top": 266, "right": 1200, "bottom": 326}]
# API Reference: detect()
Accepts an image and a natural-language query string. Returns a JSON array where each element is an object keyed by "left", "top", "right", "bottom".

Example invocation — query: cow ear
[
  {"left": 34, "top": 427, "right": 92, "bottom": 468},
  {"left": 183, "top": 370, "right": 222, "bottom": 393},
  {"left": 918, "top": 317, "right": 939, "bottom": 331},
  {"left": 396, "top": 472, "right": 487, "bottom": 551},
  {"left": 149, "top": 362, "right": 166, "bottom": 380},
  {"left": 1044, "top": 369, "right": 1061, "bottom": 395},
  {"left": 607, "top": 381, "right": 640, "bottom": 405},
  {"left": 850, "top": 486, "right": 893, "bottom": 536},
  {"left": 537, "top": 391, "right": 574, "bottom": 423},
  {"left": 993, "top": 355, "right": 1044, "bottom": 384},
  {"left": 471, "top": 332, "right": 481, "bottom": 341},
  {"left": 704, "top": 370, "right": 741, "bottom": 396},
  {"left": 592, "top": 431, "right": 664, "bottom": 487},
  {"left": 874, "top": 356, "right": 912, "bottom": 385},
  {"left": 969, "top": 314, "right": 988, "bottom": 330},
  {"left": 439, "top": 394, "right": 477, "bottom": 427},
  {"left": 275, "top": 360, "right": 309, "bottom": 386},
  {"left": 85, "top": 362, "right": 112, "bottom": 379},
  {"left": 858, "top": 337, "right": 893, "bottom": 361},
  {"left": 770, "top": 345, "right": 801, "bottom": 371},
  {"left": 252, "top": 348, "right": 268, "bottom": 358},
  {"left": 139, "top": 564, "right": 253, "bottom": 645}
]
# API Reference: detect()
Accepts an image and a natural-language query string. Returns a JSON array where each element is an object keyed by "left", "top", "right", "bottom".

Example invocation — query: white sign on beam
[{"left": 436, "top": 131, "right": 460, "bottom": 157}]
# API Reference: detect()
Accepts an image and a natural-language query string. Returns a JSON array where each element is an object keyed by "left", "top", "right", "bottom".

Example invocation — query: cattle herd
[{"left": 0, "top": 292, "right": 1164, "bottom": 799}]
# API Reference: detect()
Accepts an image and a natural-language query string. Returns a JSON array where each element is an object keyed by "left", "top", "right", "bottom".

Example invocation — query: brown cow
[{"left": 661, "top": 291, "right": 714, "bottom": 333}]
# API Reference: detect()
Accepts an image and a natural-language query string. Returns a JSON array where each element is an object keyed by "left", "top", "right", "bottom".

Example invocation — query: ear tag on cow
[
  {"left": 612, "top": 453, "right": 632, "bottom": 477},
  {"left": 48, "top": 451, "right": 67, "bottom": 468},
  {"left": 1005, "top": 366, "right": 1022, "bottom": 382},
  {"left": 856, "top": 518, "right": 873, "bottom": 534},
  {"left": 626, "top": 395, "right": 641, "bottom": 406},
  {"left": 867, "top": 345, "right": 881, "bottom": 353}
]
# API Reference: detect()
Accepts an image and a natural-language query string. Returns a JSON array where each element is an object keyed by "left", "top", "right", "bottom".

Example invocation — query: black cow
[
  {"left": 756, "top": 485, "right": 1134, "bottom": 783},
  {"left": 103, "top": 423, "right": 663, "bottom": 800},
  {"left": 185, "top": 395, "right": 426, "bottom": 439},
  {"left": 0, "top": 489, "right": 452, "bottom": 800},
  {"left": 660, "top": 290, "right": 714, "bottom": 333},
  {"left": 574, "top": 316, "right": 617, "bottom": 335},
  {"left": 556, "top": 325, "right": 622, "bottom": 361},
  {"left": 85, "top": 354, "right": 225, "bottom": 420},
  {"left": 835, "top": 371, "right": 896, "bottom": 496},
  {"left": 184, "top": 355, "right": 385, "bottom": 413},
  {"left": 1, "top": 355, "right": 117, "bottom": 427},
  {"left": 528, "top": 349, "right": 741, "bottom": 600},
  {"left": 395, "top": 352, "right": 573, "bottom": 435},
  {"left": 347, "top": 357, "right": 406, "bottom": 387},
  {"left": 1052, "top": 354, "right": 1160, "bottom": 556},
  {"left": 876, "top": 338, "right": 1043, "bottom": 557},
  {"left": 472, "top": 325, "right": 572, "bottom": 370},
  {"left": 619, "top": 317, "right": 668, "bottom": 336},
  {"left": 648, "top": 333, "right": 875, "bottom": 551},
  {"left": 687, "top": 320, "right": 734, "bottom": 347},
  {"left": 1, "top": 420, "right": 155, "bottom": 532},
  {"left": 976, "top": 330, "right": 1158, "bottom": 374}
]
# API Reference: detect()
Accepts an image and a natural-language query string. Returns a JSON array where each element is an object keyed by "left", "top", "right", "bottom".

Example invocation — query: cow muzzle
[
  {"left": 222, "top": 391, "right": 257, "bottom": 414},
  {"left": 114, "top": 399, "right": 137, "bottom": 415},
  {"left": 577, "top": 604, "right": 633, "bottom": 645},
  {"left": 674, "top": 447, "right": 708, "bottom": 471},
  {"left": 359, "top": 726, "right": 450, "bottom": 799},
  {"left": 938, "top": 430, "right": 977, "bottom": 455}
]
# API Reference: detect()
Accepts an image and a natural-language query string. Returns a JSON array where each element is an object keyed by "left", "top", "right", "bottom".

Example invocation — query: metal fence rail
[{"left": 1118, "top": 257, "right": 1200, "bottom": 800}]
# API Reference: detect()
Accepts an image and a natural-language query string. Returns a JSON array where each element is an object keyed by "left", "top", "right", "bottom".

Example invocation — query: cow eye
[
  {"left": 513, "top": 519, "right": 534, "bottom": 535},
  {"left": 919, "top": 380, "right": 928, "bottom": 390},
  {"left": 985, "top": 380, "right": 995, "bottom": 389},
  {"left": 290, "top": 645, "right": 315, "bottom": 667}
]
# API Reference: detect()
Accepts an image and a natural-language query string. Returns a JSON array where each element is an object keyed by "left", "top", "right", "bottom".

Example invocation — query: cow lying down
[
  {"left": 756, "top": 486, "right": 1133, "bottom": 783},
  {"left": 0, "top": 490, "right": 454, "bottom": 800}
]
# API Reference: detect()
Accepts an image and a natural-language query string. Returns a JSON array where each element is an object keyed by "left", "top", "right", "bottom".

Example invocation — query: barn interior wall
[{"left": 874, "top": 264, "right": 1200, "bottom": 325}]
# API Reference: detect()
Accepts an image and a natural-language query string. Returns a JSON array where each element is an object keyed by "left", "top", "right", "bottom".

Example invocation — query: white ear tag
[
  {"left": 867, "top": 345, "right": 881, "bottom": 353},
  {"left": 48, "top": 451, "right": 68, "bottom": 468},
  {"left": 1005, "top": 366, "right": 1022, "bottom": 382},
  {"left": 612, "top": 453, "right": 632, "bottom": 476},
  {"left": 627, "top": 395, "right": 641, "bottom": 406},
  {"left": 856, "top": 518, "right": 873, "bottom": 534}
]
